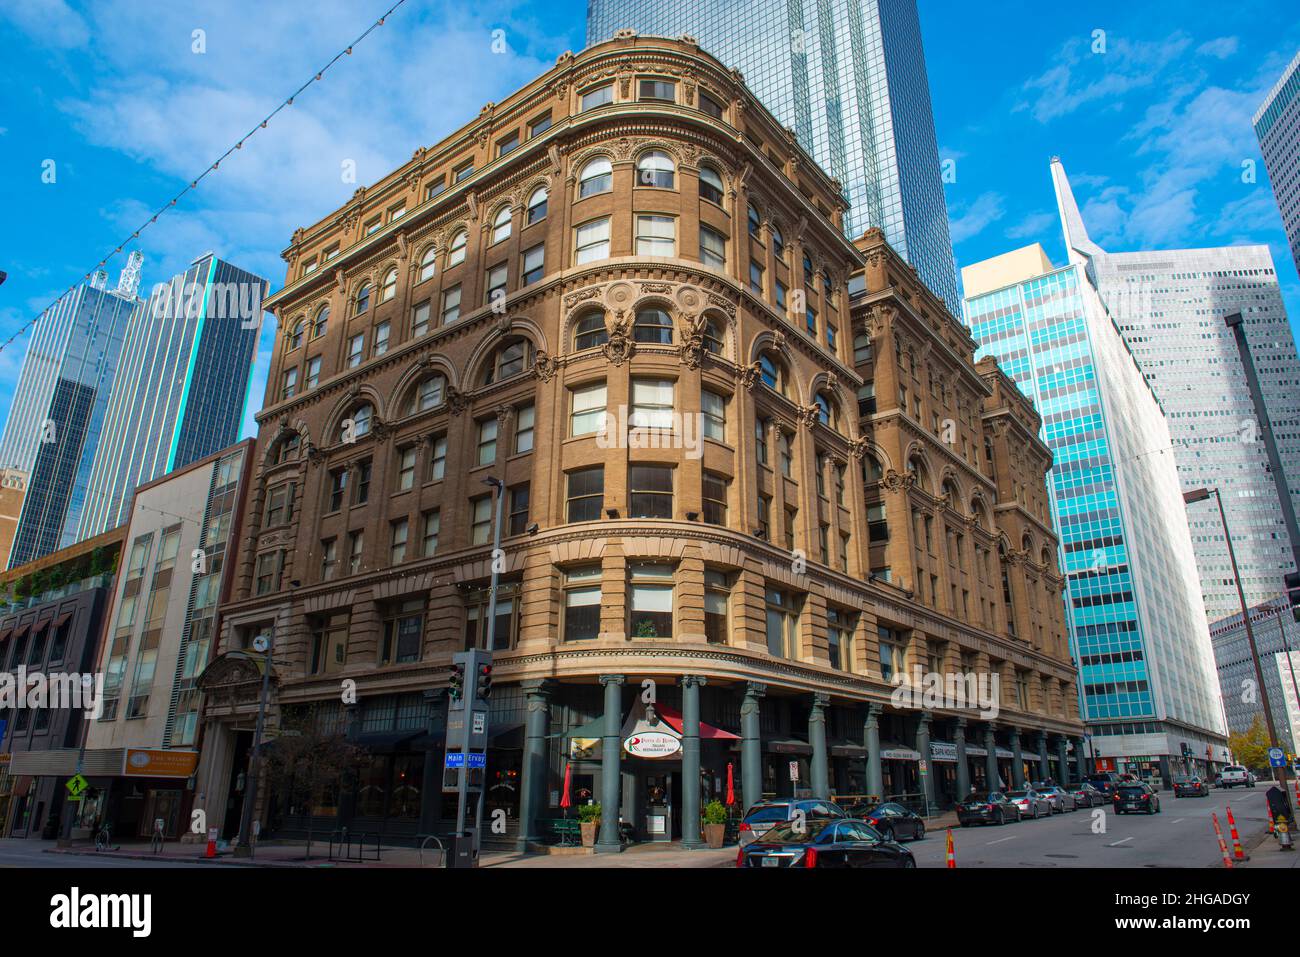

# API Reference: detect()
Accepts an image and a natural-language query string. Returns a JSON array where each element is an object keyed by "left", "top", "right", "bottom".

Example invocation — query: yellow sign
[{"left": 122, "top": 749, "right": 200, "bottom": 778}]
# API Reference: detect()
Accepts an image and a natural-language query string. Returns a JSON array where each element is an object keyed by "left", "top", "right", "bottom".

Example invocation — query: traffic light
[
  {"left": 477, "top": 662, "right": 493, "bottom": 700},
  {"left": 1286, "top": 570, "right": 1300, "bottom": 623},
  {"left": 449, "top": 662, "right": 466, "bottom": 701}
]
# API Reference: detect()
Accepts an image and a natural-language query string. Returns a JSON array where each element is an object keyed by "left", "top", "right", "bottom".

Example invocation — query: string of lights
[{"left": 0, "top": 0, "right": 411, "bottom": 356}]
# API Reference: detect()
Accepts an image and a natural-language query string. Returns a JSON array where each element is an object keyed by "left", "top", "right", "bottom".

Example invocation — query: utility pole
[
  {"left": 1276, "top": 606, "right": 1300, "bottom": 758},
  {"left": 473, "top": 475, "right": 505, "bottom": 853},
  {"left": 235, "top": 630, "right": 274, "bottom": 857}
]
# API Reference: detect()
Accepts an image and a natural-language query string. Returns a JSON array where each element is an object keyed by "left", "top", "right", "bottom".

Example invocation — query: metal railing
[{"left": 418, "top": 834, "right": 445, "bottom": 867}]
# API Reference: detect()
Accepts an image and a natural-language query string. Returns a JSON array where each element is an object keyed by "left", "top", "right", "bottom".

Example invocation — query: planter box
[
  {"left": 703, "top": 823, "right": 726, "bottom": 848},
  {"left": 580, "top": 822, "right": 598, "bottom": 847}
]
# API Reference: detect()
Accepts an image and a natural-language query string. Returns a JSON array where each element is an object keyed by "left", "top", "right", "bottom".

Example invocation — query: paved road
[
  {"left": 0, "top": 839, "right": 195, "bottom": 868},
  {"left": 909, "top": 786, "right": 1275, "bottom": 867}
]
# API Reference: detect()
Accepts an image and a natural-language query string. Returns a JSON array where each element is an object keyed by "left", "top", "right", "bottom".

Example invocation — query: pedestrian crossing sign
[{"left": 65, "top": 773, "right": 89, "bottom": 799}]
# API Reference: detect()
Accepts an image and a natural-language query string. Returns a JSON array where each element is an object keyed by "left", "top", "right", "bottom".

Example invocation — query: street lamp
[
  {"left": 470, "top": 476, "right": 506, "bottom": 852},
  {"left": 1184, "top": 486, "right": 1285, "bottom": 786},
  {"left": 234, "top": 630, "right": 275, "bottom": 857}
]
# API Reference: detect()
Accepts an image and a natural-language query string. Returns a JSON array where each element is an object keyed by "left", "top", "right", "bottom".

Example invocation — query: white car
[{"left": 1219, "top": 765, "right": 1255, "bottom": 788}]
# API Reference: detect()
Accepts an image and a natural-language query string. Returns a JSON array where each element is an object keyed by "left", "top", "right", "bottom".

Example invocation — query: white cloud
[
  {"left": 948, "top": 192, "right": 1005, "bottom": 244},
  {"left": 1196, "top": 37, "right": 1239, "bottom": 59},
  {"left": 0, "top": 0, "right": 90, "bottom": 50},
  {"left": 1006, "top": 210, "right": 1057, "bottom": 240}
]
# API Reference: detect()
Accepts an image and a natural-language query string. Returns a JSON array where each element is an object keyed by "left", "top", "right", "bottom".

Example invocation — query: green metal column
[
  {"left": 1011, "top": 728, "right": 1025, "bottom": 788},
  {"left": 915, "top": 711, "right": 934, "bottom": 810},
  {"left": 809, "top": 693, "right": 830, "bottom": 800},
  {"left": 864, "top": 703, "right": 884, "bottom": 798},
  {"left": 1036, "top": 730, "right": 1050, "bottom": 783},
  {"left": 596, "top": 675, "right": 624, "bottom": 853},
  {"left": 954, "top": 717, "right": 970, "bottom": 798},
  {"left": 1074, "top": 736, "right": 1088, "bottom": 780},
  {"left": 680, "top": 675, "right": 705, "bottom": 848},
  {"left": 984, "top": 725, "right": 999, "bottom": 790},
  {"left": 516, "top": 679, "right": 553, "bottom": 852},
  {"left": 740, "top": 682, "right": 765, "bottom": 813}
]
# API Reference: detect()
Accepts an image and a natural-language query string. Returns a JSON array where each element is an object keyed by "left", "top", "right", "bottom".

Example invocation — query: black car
[
  {"left": 738, "top": 799, "right": 846, "bottom": 846},
  {"left": 1112, "top": 783, "right": 1161, "bottom": 814},
  {"left": 845, "top": 801, "right": 927, "bottom": 841},
  {"left": 1173, "top": 776, "right": 1209, "bottom": 798},
  {"left": 736, "top": 818, "right": 916, "bottom": 868},
  {"left": 956, "top": 791, "right": 1021, "bottom": 826}
]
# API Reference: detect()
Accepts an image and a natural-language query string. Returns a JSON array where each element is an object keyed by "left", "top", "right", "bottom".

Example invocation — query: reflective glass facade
[
  {"left": 1254, "top": 50, "right": 1300, "bottom": 276},
  {"left": 587, "top": 0, "right": 960, "bottom": 312}
]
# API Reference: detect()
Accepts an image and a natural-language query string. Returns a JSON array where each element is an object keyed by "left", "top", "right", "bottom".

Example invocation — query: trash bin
[{"left": 446, "top": 832, "right": 479, "bottom": 868}]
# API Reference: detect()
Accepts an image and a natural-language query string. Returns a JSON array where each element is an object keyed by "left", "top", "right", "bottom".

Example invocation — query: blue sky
[{"left": 0, "top": 0, "right": 1297, "bottom": 441}]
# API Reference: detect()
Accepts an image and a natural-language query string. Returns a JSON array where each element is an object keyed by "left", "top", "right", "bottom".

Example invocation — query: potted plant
[
  {"left": 702, "top": 800, "right": 727, "bottom": 848},
  {"left": 578, "top": 803, "right": 601, "bottom": 847}
]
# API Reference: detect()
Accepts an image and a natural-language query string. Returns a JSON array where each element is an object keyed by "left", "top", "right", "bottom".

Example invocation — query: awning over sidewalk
[
  {"left": 764, "top": 737, "right": 813, "bottom": 755},
  {"left": 880, "top": 742, "right": 921, "bottom": 761},
  {"left": 654, "top": 703, "right": 739, "bottom": 740},
  {"left": 829, "top": 739, "right": 868, "bottom": 758}
]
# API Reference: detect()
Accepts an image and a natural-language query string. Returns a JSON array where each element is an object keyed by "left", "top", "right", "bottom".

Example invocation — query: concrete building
[
  {"left": 0, "top": 469, "right": 28, "bottom": 570},
  {"left": 586, "top": 3, "right": 961, "bottom": 313},
  {"left": 963, "top": 243, "right": 1230, "bottom": 784},
  {"left": 1210, "top": 595, "right": 1300, "bottom": 757},
  {"left": 203, "top": 35, "right": 1081, "bottom": 852},
  {"left": 0, "top": 528, "right": 124, "bottom": 839},
  {"left": 1254, "top": 50, "right": 1300, "bottom": 276},
  {"left": 1053, "top": 158, "right": 1300, "bottom": 624},
  {"left": 73, "top": 441, "right": 253, "bottom": 840}
]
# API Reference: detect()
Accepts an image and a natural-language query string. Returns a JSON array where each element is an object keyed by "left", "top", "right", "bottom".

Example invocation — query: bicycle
[
  {"left": 94, "top": 825, "right": 113, "bottom": 852},
  {"left": 150, "top": 823, "right": 165, "bottom": 855}
]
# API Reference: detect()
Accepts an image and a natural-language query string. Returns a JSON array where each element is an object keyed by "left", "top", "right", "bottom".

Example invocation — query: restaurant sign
[
  {"left": 624, "top": 731, "right": 682, "bottom": 759},
  {"left": 122, "top": 748, "right": 200, "bottom": 778}
]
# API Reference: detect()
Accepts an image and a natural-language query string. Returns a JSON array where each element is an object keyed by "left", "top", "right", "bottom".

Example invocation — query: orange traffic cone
[
  {"left": 946, "top": 828, "right": 955, "bottom": 868},
  {"left": 1211, "top": 813, "right": 1233, "bottom": 869},
  {"left": 1225, "top": 806, "right": 1247, "bottom": 861},
  {"left": 205, "top": 828, "right": 217, "bottom": 859}
]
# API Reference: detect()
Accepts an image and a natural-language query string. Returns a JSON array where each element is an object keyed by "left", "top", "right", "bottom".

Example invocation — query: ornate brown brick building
[{"left": 202, "top": 32, "right": 1082, "bottom": 851}]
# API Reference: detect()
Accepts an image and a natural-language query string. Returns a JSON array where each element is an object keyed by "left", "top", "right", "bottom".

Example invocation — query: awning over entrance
[
  {"left": 765, "top": 737, "right": 813, "bottom": 755},
  {"left": 964, "top": 745, "right": 988, "bottom": 757},
  {"left": 930, "top": 741, "right": 957, "bottom": 763},
  {"left": 996, "top": 747, "right": 1016, "bottom": 759},
  {"left": 880, "top": 742, "right": 921, "bottom": 761},
  {"left": 829, "top": 739, "right": 868, "bottom": 758},
  {"left": 654, "top": 703, "right": 739, "bottom": 740}
]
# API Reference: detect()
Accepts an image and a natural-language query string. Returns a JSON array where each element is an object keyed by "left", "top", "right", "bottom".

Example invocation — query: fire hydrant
[{"left": 1277, "top": 815, "right": 1294, "bottom": 851}]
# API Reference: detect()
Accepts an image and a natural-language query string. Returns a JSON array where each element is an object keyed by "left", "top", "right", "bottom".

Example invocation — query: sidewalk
[{"left": 1240, "top": 830, "right": 1300, "bottom": 868}]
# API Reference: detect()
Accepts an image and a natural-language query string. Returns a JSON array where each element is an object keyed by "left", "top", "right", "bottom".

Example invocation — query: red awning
[{"left": 654, "top": 703, "right": 739, "bottom": 740}]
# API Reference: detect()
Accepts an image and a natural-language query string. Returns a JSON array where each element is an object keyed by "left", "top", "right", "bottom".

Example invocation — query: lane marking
[
  {"left": 1171, "top": 818, "right": 1185, "bottom": 824},
  {"left": 1107, "top": 837, "right": 1133, "bottom": 847},
  {"left": 986, "top": 836, "right": 1017, "bottom": 845}
]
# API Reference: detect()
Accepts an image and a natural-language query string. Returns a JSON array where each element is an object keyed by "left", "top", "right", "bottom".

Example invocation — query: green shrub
[
  {"left": 577, "top": 803, "right": 602, "bottom": 824},
  {"left": 703, "top": 800, "right": 727, "bottom": 825}
]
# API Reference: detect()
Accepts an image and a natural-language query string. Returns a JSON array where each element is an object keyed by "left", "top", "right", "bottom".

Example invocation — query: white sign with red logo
[{"left": 624, "top": 731, "right": 682, "bottom": 759}]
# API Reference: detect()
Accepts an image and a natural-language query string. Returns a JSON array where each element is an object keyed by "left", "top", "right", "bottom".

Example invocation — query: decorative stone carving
[
  {"left": 796, "top": 404, "right": 820, "bottom": 431},
  {"left": 533, "top": 350, "right": 563, "bottom": 383},
  {"left": 848, "top": 436, "right": 871, "bottom": 460},
  {"left": 603, "top": 280, "right": 636, "bottom": 312},
  {"left": 565, "top": 286, "right": 603, "bottom": 309},
  {"left": 674, "top": 284, "right": 705, "bottom": 316},
  {"left": 739, "top": 360, "right": 762, "bottom": 392},
  {"left": 602, "top": 312, "right": 634, "bottom": 366},
  {"left": 445, "top": 386, "right": 470, "bottom": 416}
]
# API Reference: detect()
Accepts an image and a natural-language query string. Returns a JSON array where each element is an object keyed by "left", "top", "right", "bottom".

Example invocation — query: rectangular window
[
  {"left": 477, "top": 417, "right": 498, "bottom": 466},
  {"left": 411, "top": 300, "right": 431, "bottom": 336},
  {"left": 424, "top": 179, "right": 446, "bottom": 202},
  {"left": 355, "top": 460, "right": 371, "bottom": 505},
  {"left": 528, "top": 112, "right": 552, "bottom": 138},
  {"left": 364, "top": 216, "right": 381, "bottom": 236},
  {"left": 702, "top": 471, "right": 727, "bottom": 525},
  {"left": 348, "top": 530, "right": 364, "bottom": 574},
  {"left": 281, "top": 367, "right": 297, "bottom": 400},
  {"left": 388, "top": 203, "right": 406, "bottom": 222},
  {"left": 373, "top": 321, "right": 390, "bottom": 357},
  {"left": 509, "top": 483, "right": 530, "bottom": 536},
  {"left": 442, "top": 284, "right": 462, "bottom": 324},
  {"left": 704, "top": 569, "right": 730, "bottom": 642},
  {"left": 264, "top": 482, "right": 294, "bottom": 526},
  {"left": 575, "top": 218, "right": 611, "bottom": 264},
  {"left": 321, "top": 538, "right": 338, "bottom": 580},
  {"left": 639, "top": 78, "right": 676, "bottom": 101},
  {"left": 701, "top": 390, "right": 725, "bottom": 441},
  {"left": 699, "top": 226, "right": 726, "bottom": 268},
  {"left": 775, "top": 281, "right": 787, "bottom": 311},
  {"left": 255, "top": 551, "right": 279, "bottom": 595},
  {"left": 397, "top": 446, "right": 417, "bottom": 490},
  {"left": 422, "top": 510, "right": 440, "bottom": 556},
  {"left": 390, "top": 517, "right": 409, "bottom": 564},
  {"left": 806, "top": 305, "right": 817, "bottom": 336},
  {"left": 486, "top": 263, "right": 508, "bottom": 304},
  {"left": 765, "top": 589, "right": 798, "bottom": 658},
  {"left": 521, "top": 244, "right": 545, "bottom": 285},
  {"left": 629, "top": 563, "right": 674, "bottom": 638},
  {"left": 784, "top": 507, "right": 797, "bottom": 550},
  {"left": 635, "top": 215, "right": 676, "bottom": 256},
  {"left": 755, "top": 418, "right": 769, "bottom": 465},
  {"left": 515, "top": 403, "right": 535, "bottom": 453},
  {"left": 497, "top": 131, "right": 520, "bottom": 157},
  {"left": 757, "top": 494, "right": 771, "bottom": 539},
  {"left": 464, "top": 582, "right": 521, "bottom": 651},
  {"left": 878, "top": 627, "right": 905, "bottom": 682},
  {"left": 347, "top": 334, "right": 364, "bottom": 368},
  {"left": 630, "top": 378, "right": 674, "bottom": 429},
  {"left": 471, "top": 495, "right": 492, "bottom": 545},
  {"left": 305, "top": 356, "right": 321, "bottom": 389},
  {"left": 699, "top": 91, "right": 724, "bottom": 119},
  {"left": 564, "top": 567, "right": 602, "bottom": 640},
  {"left": 629, "top": 464, "right": 673, "bottom": 519},
  {"left": 828, "top": 608, "right": 853, "bottom": 671},
  {"left": 778, "top": 431, "right": 792, "bottom": 478},
  {"left": 309, "top": 613, "right": 349, "bottom": 674},
  {"left": 430, "top": 435, "right": 448, "bottom": 481},
  {"left": 749, "top": 260, "right": 764, "bottom": 295},
  {"left": 380, "top": 599, "right": 424, "bottom": 665},
  {"left": 453, "top": 161, "right": 474, "bottom": 183},
  {"left": 580, "top": 84, "right": 613, "bottom": 111},
  {"left": 328, "top": 468, "right": 348, "bottom": 512},
  {"left": 567, "top": 467, "right": 604, "bottom": 522},
  {"left": 571, "top": 382, "right": 607, "bottom": 436}
]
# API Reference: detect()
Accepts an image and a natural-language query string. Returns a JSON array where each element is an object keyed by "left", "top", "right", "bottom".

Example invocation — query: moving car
[
  {"left": 1006, "top": 789, "right": 1053, "bottom": 819},
  {"left": 956, "top": 791, "right": 1021, "bottom": 827},
  {"left": 1173, "top": 776, "right": 1209, "bottom": 798},
  {"left": 1219, "top": 765, "right": 1255, "bottom": 789},
  {"left": 843, "top": 802, "right": 926, "bottom": 842},
  {"left": 1065, "top": 782, "right": 1104, "bottom": 808},
  {"left": 1035, "top": 785, "right": 1078, "bottom": 813},
  {"left": 1113, "top": 783, "right": 1162, "bottom": 814},
  {"left": 738, "top": 799, "right": 845, "bottom": 846},
  {"left": 736, "top": 818, "right": 916, "bottom": 868},
  {"left": 1084, "top": 772, "right": 1121, "bottom": 797}
]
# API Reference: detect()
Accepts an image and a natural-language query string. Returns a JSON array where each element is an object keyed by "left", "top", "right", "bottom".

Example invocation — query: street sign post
[
  {"left": 65, "top": 774, "right": 88, "bottom": 800},
  {"left": 444, "top": 647, "right": 494, "bottom": 858},
  {"left": 1269, "top": 747, "right": 1286, "bottom": 768}
]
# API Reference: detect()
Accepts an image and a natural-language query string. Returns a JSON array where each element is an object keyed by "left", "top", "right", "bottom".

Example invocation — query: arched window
[
  {"left": 747, "top": 203, "right": 761, "bottom": 238},
  {"left": 636, "top": 151, "right": 675, "bottom": 189},
  {"left": 633, "top": 308, "right": 673, "bottom": 345},
  {"left": 701, "top": 317, "right": 724, "bottom": 356},
  {"left": 448, "top": 230, "right": 467, "bottom": 267},
  {"left": 491, "top": 206, "right": 512, "bottom": 244},
  {"left": 418, "top": 247, "right": 436, "bottom": 283},
  {"left": 579, "top": 157, "right": 612, "bottom": 198},
  {"left": 345, "top": 403, "right": 373, "bottom": 440},
  {"left": 771, "top": 225, "right": 785, "bottom": 259},
  {"left": 907, "top": 455, "right": 929, "bottom": 491},
  {"left": 803, "top": 253, "right": 814, "bottom": 284},
  {"left": 275, "top": 432, "right": 301, "bottom": 465},
  {"left": 1041, "top": 547, "right": 1052, "bottom": 567},
  {"left": 814, "top": 392, "right": 837, "bottom": 428},
  {"left": 381, "top": 268, "right": 398, "bottom": 302},
  {"left": 411, "top": 374, "right": 446, "bottom": 413},
  {"left": 698, "top": 164, "right": 724, "bottom": 204},
  {"left": 288, "top": 318, "right": 305, "bottom": 350},
  {"left": 355, "top": 282, "right": 372, "bottom": 315},
  {"left": 1022, "top": 533, "right": 1033, "bottom": 553},
  {"left": 312, "top": 305, "right": 329, "bottom": 338},
  {"left": 526, "top": 187, "right": 548, "bottom": 225},
  {"left": 864, "top": 453, "right": 884, "bottom": 483},
  {"left": 758, "top": 353, "right": 786, "bottom": 395},
  {"left": 942, "top": 478, "right": 960, "bottom": 504},
  {"left": 573, "top": 312, "right": 608, "bottom": 351},
  {"left": 485, "top": 338, "right": 532, "bottom": 384},
  {"left": 971, "top": 499, "right": 989, "bottom": 530}
]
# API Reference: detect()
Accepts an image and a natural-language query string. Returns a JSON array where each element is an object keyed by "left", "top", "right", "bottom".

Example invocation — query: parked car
[
  {"left": 1113, "top": 783, "right": 1162, "bottom": 814},
  {"left": 1065, "top": 782, "right": 1104, "bottom": 808},
  {"left": 956, "top": 791, "right": 1022, "bottom": 827},
  {"left": 736, "top": 818, "right": 916, "bottom": 868},
  {"left": 1035, "top": 785, "right": 1078, "bottom": 813},
  {"left": 1173, "top": 776, "right": 1209, "bottom": 798},
  {"left": 738, "top": 799, "right": 846, "bottom": 846},
  {"left": 844, "top": 802, "right": 927, "bottom": 842},
  {"left": 1006, "top": 789, "right": 1053, "bottom": 819},
  {"left": 1219, "top": 765, "right": 1255, "bottom": 789}
]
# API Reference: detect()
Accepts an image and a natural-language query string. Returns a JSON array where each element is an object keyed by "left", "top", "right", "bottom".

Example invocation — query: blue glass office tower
[
  {"left": 72, "top": 254, "right": 266, "bottom": 543},
  {"left": 587, "top": 0, "right": 961, "bottom": 312},
  {"left": 0, "top": 268, "right": 141, "bottom": 568},
  {"left": 963, "top": 245, "right": 1229, "bottom": 781}
]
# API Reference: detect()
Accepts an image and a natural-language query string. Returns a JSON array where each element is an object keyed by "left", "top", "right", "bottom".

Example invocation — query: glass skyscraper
[
  {"left": 1053, "top": 158, "right": 1300, "bottom": 625},
  {"left": 73, "top": 254, "right": 266, "bottom": 543},
  {"left": 1254, "top": 50, "right": 1300, "bottom": 276},
  {"left": 586, "top": 0, "right": 961, "bottom": 312},
  {"left": 0, "top": 268, "right": 141, "bottom": 567},
  {"left": 963, "top": 244, "right": 1228, "bottom": 780}
]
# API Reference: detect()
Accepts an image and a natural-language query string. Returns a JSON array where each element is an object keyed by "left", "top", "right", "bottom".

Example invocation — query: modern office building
[
  {"left": 203, "top": 35, "right": 1081, "bottom": 851},
  {"left": 1052, "top": 158, "right": 1300, "bottom": 624},
  {"left": 587, "top": 1, "right": 961, "bottom": 312},
  {"left": 72, "top": 255, "right": 266, "bottom": 544},
  {"left": 963, "top": 243, "right": 1230, "bottom": 783},
  {"left": 1254, "top": 50, "right": 1300, "bottom": 276},
  {"left": 0, "top": 469, "right": 28, "bottom": 569},
  {"left": 0, "top": 259, "right": 142, "bottom": 569},
  {"left": 1210, "top": 595, "right": 1300, "bottom": 757}
]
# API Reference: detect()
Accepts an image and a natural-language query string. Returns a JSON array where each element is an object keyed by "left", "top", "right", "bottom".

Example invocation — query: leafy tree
[
  {"left": 263, "top": 707, "right": 366, "bottom": 858},
  {"left": 1228, "top": 715, "right": 1271, "bottom": 771}
]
